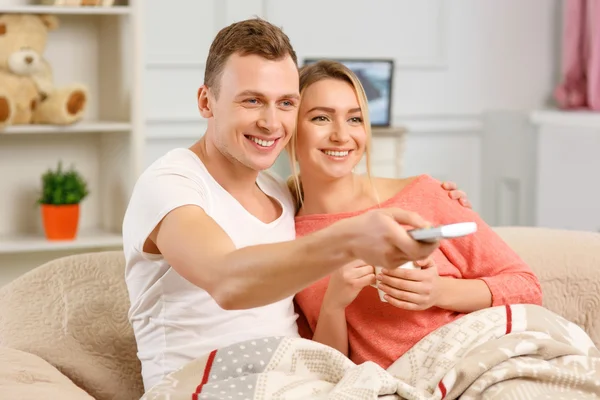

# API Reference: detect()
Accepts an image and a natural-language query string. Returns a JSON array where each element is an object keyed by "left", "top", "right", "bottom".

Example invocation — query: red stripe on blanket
[
  {"left": 505, "top": 304, "right": 513, "bottom": 334},
  {"left": 438, "top": 380, "right": 447, "bottom": 399},
  {"left": 192, "top": 349, "right": 217, "bottom": 400}
]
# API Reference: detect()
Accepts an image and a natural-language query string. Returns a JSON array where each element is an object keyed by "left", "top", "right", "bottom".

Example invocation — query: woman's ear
[{"left": 197, "top": 85, "right": 213, "bottom": 118}]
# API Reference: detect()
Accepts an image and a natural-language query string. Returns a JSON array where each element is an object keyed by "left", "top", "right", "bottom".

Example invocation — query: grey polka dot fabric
[{"left": 197, "top": 337, "right": 281, "bottom": 400}]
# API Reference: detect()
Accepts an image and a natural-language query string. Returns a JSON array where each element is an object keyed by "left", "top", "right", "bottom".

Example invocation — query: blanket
[{"left": 142, "top": 304, "right": 600, "bottom": 399}]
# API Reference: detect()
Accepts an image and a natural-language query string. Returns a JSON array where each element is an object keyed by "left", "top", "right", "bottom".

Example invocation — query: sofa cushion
[
  {"left": 495, "top": 226, "right": 600, "bottom": 346},
  {"left": 0, "top": 346, "right": 93, "bottom": 400},
  {"left": 0, "top": 251, "right": 143, "bottom": 400}
]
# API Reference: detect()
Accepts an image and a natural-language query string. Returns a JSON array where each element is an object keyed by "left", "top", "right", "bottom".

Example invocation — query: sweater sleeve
[{"left": 416, "top": 176, "right": 543, "bottom": 307}]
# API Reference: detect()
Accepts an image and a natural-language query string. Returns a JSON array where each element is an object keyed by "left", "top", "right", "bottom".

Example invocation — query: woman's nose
[{"left": 330, "top": 122, "right": 350, "bottom": 143}]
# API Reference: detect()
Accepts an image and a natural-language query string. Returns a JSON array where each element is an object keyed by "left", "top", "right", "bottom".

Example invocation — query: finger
[
  {"left": 360, "top": 273, "right": 376, "bottom": 287},
  {"left": 441, "top": 181, "right": 457, "bottom": 190},
  {"left": 449, "top": 190, "right": 466, "bottom": 200},
  {"left": 384, "top": 208, "right": 430, "bottom": 229},
  {"left": 384, "top": 221, "right": 439, "bottom": 263},
  {"left": 352, "top": 265, "right": 376, "bottom": 277},
  {"left": 380, "top": 266, "right": 424, "bottom": 281},
  {"left": 414, "top": 258, "right": 430, "bottom": 268},
  {"left": 378, "top": 275, "right": 424, "bottom": 294},
  {"left": 378, "top": 282, "right": 424, "bottom": 303},
  {"left": 459, "top": 198, "right": 472, "bottom": 209},
  {"left": 382, "top": 294, "right": 421, "bottom": 311}
]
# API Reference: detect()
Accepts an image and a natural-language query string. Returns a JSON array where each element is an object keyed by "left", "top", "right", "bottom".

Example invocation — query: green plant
[{"left": 38, "top": 161, "right": 89, "bottom": 205}]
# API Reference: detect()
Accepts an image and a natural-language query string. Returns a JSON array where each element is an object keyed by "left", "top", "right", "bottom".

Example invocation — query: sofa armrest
[
  {"left": 0, "top": 346, "right": 93, "bottom": 400},
  {"left": 495, "top": 227, "right": 600, "bottom": 346}
]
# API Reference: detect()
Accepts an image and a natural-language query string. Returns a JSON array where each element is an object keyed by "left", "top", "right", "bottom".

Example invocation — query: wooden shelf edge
[
  {"left": 0, "top": 121, "right": 131, "bottom": 135},
  {"left": 0, "top": 229, "right": 123, "bottom": 255},
  {"left": 0, "top": 5, "right": 131, "bottom": 15}
]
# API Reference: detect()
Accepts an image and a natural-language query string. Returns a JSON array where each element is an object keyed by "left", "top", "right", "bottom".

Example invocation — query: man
[{"left": 123, "top": 18, "right": 469, "bottom": 391}]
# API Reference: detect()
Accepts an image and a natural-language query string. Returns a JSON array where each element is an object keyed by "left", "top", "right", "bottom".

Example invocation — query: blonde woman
[{"left": 288, "top": 60, "right": 543, "bottom": 368}]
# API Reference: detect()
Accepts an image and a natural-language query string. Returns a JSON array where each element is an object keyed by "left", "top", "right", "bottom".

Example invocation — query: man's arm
[
  {"left": 150, "top": 205, "right": 351, "bottom": 310},
  {"left": 149, "top": 205, "right": 438, "bottom": 310}
]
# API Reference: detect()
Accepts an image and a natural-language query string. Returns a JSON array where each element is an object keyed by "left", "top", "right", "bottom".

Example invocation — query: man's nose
[{"left": 257, "top": 107, "right": 282, "bottom": 133}]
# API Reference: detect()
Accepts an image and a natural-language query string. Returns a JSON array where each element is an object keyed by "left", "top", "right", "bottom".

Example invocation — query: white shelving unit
[{"left": 0, "top": 0, "right": 143, "bottom": 281}]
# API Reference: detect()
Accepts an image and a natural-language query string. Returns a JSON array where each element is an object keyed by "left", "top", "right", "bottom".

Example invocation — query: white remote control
[{"left": 407, "top": 222, "right": 477, "bottom": 243}]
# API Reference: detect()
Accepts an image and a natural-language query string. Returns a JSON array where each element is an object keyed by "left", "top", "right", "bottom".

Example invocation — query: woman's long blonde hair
[{"left": 286, "top": 60, "right": 374, "bottom": 211}]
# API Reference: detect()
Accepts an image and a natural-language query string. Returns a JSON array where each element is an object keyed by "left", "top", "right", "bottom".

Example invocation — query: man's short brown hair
[{"left": 204, "top": 17, "right": 298, "bottom": 97}]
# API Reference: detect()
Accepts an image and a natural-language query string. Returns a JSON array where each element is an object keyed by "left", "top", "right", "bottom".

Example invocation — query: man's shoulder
[
  {"left": 142, "top": 148, "right": 203, "bottom": 178},
  {"left": 126, "top": 148, "right": 212, "bottom": 215},
  {"left": 260, "top": 169, "right": 288, "bottom": 189},
  {"left": 259, "top": 170, "right": 293, "bottom": 199}
]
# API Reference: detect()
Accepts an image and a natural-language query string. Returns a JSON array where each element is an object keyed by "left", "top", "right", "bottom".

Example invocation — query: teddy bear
[
  {"left": 41, "top": 1, "right": 115, "bottom": 6},
  {"left": 0, "top": 13, "right": 88, "bottom": 131}
]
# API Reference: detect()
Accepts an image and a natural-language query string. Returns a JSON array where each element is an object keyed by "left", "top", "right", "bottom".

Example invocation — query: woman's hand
[
  {"left": 441, "top": 181, "right": 472, "bottom": 209},
  {"left": 376, "top": 257, "right": 441, "bottom": 311},
  {"left": 323, "top": 260, "right": 376, "bottom": 311}
]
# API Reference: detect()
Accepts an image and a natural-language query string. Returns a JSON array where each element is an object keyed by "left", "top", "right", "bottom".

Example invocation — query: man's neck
[
  {"left": 300, "top": 172, "right": 374, "bottom": 216},
  {"left": 190, "top": 135, "right": 259, "bottom": 195}
]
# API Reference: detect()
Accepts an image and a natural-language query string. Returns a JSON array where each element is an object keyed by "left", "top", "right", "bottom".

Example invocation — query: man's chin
[{"left": 242, "top": 155, "right": 280, "bottom": 172}]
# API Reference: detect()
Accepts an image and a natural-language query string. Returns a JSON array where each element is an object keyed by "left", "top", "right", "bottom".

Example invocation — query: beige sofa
[{"left": 0, "top": 226, "right": 599, "bottom": 400}]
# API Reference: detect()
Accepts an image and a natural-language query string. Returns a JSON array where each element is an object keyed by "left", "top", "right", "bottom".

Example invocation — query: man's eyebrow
[
  {"left": 235, "top": 90, "right": 264, "bottom": 98},
  {"left": 283, "top": 93, "right": 301, "bottom": 100},
  {"left": 306, "top": 106, "right": 362, "bottom": 113},
  {"left": 235, "top": 90, "right": 300, "bottom": 100}
]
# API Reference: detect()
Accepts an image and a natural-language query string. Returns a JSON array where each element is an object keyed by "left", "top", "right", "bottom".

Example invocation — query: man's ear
[
  {"left": 197, "top": 85, "right": 214, "bottom": 118},
  {"left": 38, "top": 14, "right": 59, "bottom": 31}
]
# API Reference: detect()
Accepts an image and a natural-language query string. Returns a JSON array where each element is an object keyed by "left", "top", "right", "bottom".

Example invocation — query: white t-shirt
[{"left": 122, "top": 148, "right": 300, "bottom": 391}]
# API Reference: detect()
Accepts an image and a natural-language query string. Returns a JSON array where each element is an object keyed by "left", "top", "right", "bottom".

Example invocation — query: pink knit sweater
[{"left": 294, "top": 174, "right": 543, "bottom": 368}]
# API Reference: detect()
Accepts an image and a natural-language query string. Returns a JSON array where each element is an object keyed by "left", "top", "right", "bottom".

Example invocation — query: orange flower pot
[{"left": 41, "top": 204, "right": 80, "bottom": 241}]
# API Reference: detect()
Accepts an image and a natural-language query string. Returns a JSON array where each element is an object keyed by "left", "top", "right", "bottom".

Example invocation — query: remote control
[{"left": 407, "top": 222, "right": 477, "bottom": 243}]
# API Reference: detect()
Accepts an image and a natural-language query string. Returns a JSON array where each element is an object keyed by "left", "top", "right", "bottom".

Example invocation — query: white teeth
[
  {"left": 323, "top": 150, "right": 349, "bottom": 157},
  {"left": 249, "top": 137, "right": 275, "bottom": 147}
]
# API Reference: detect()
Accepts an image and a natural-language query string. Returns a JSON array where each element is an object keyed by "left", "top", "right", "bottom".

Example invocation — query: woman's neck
[{"left": 299, "top": 172, "right": 378, "bottom": 216}]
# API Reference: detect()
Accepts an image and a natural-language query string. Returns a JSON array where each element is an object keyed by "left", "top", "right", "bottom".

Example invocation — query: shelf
[
  {"left": 0, "top": 121, "right": 131, "bottom": 135},
  {"left": 0, "top": 5, "right": 130, "bottom": 15},
  {"left": 531, "top": 110, "right": 600, "bottom": 130},
  {"left": 0, "top": 229, "right": 123, "bottom": 254},
  {"left": 372, "top": 126, "right": 407, "bottom": 137}
]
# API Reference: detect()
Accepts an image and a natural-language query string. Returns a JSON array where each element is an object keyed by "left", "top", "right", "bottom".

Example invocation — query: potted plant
[{"left": 38, "top": 161, "right": 89, "bottom": 240}]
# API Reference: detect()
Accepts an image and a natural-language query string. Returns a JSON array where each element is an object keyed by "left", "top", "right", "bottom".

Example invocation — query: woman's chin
[{"left": 318, "top": 167, "right": 355, "bottom": 180}]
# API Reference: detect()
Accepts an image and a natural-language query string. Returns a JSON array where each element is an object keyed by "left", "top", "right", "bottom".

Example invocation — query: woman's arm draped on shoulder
[
  {"left": 425, "top": 179, "right": 543, "bottom": 309},
  {"left": 143, "top": 172, "right": 439, "bottom": 311}
]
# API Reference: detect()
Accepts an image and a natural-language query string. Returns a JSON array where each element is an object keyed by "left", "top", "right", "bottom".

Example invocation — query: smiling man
[{"left": 122, "top": 18, "right": 465, "bottom": 391}]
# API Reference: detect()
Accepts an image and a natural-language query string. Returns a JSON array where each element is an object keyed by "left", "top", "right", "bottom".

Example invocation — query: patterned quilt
[{"left": 142, "top": 304, "right": 600, "bottom": 399}]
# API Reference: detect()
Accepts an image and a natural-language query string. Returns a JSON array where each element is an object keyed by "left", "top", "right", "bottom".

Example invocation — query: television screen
[{"left": 303, "top": 58, "right": 394, "bottom": 127}]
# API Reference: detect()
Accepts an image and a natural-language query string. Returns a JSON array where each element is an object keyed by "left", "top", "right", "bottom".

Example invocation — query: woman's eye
[
  {"left": 311, "top": 115, "right": 328, "bottom": 122},
  {"left": 349, "top": 117, "right": 363, "bottom": 124}
]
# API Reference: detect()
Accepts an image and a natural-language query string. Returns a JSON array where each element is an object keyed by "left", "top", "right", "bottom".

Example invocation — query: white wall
[
  {"left": 142, "top": 0, "right": 559, "bottom": 218},
  {"left": 0, "top": 0, "right": 564, "bottom": 286}
]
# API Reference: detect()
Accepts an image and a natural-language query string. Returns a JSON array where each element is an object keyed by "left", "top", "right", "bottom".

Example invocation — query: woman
[{"left": 288, "top": 60, "right": 543, "bottom": 369}]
